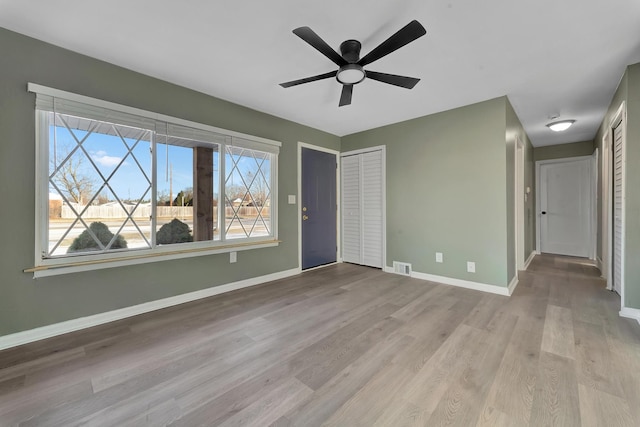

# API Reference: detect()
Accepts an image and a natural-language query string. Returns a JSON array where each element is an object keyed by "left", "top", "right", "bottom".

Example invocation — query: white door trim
[
  {"left": 341, "top": 145, "right": 387, "bottom": 269},
  {"left": 535, "top": 155, "right": 595, "bottom": 257},
  {"left": 601, "top": 130, "right": 612, "bottom": 288},
  {"left": 515, "top": 137, "right": 525, "bottom": 272},
  {"left": 297, "top": 142, "right": 341, "bottom": 270},
  {"left": 608, "top": 102, "right": 627, "bottom": 309},
  {"left": 591, "top": 148, "right": 599, "bottom": 261}
]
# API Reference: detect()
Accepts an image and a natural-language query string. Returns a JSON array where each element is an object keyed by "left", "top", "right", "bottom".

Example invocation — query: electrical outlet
[
  {"left": 467, "top": 261, "right": 475, "bottom": 273},
  {"left": 435, "top": 252, "right": 443, "bottom": 263},
  {"left": 230, "top": 251, "right": 237, "bottom": 263}
]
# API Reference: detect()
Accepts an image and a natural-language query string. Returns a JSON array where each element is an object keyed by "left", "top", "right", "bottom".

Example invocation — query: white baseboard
[
  {"left": 384, "top": 267, "right": 510, "bottom": 296},
  {"left": 524, "top": 251, "right": 536, "bottom": 270},
  {"left": 0, "top": 267, "right": 301, "bottom": 351},
  {"left": 508, "top": 276, "right": 519, "bottom": 296},
  {"left": 596, "top": 257, "right": 606, "bottom": 278},
  {"left": 620, "top": 307, "right": 640, "bottom": 325}
]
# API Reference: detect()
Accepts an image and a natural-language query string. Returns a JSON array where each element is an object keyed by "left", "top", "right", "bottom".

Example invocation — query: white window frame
[{"left": 28, "top": 84, "right": 280, "bottom": 278}]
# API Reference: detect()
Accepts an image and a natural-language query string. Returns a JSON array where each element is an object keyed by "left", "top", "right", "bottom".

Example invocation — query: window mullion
[
  {"left": 151, "top": 133, "right": 158, "bottom": 248},
  {"left": 37, "top": 111, "right": 50, "bottom": 258},
  {"left": 271, "top": 154, "right": 278, "bottom": 239},
  {"left": 220, "top": 141, "right": 227, "bottom": 242}
]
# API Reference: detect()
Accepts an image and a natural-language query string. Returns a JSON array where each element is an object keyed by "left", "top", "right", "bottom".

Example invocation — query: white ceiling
[{"left": 1, "top": 0, "right": 639, "bottom": 147}]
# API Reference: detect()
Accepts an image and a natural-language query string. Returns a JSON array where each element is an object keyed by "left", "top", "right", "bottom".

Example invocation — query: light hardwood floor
[{"left": 1, "top": 254, "right": 639, "bottom": 426}]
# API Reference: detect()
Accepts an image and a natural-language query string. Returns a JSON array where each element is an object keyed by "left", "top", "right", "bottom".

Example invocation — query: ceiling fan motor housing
[
  {"left": 337, "top": 40, "right": 366, "bottom": 85},
  {"left": 340, "top": 40, "right": 361, "bottom": 62}
]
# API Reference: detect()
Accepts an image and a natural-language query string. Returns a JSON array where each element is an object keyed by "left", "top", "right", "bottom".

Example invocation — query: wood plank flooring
[{"left": 1, "top": 254, "right": 639, "bottom": 426}]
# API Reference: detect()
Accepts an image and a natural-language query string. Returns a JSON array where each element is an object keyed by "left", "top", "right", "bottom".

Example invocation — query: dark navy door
[{"left": 302, "top": 147, "right": 337, "bottom": 269}]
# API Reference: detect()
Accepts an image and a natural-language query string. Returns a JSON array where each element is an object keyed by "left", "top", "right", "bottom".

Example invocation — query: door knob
[
  {"left": 302, "top": 207, "right": 307, "bottom": 212},
  {"left": 303, "top": 215, "right": 309, "bottom": 221}
]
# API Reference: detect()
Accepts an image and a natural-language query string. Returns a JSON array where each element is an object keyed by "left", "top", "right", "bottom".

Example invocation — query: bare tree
[
  {"left": 245, "top": 170, "right": 270, "bottom": 206},
  {"left": 173, "top": 187, "right": 194, "bottom": 206},
  {"left": 50, "top": 148, "right": 96, "bottom": 205},
  {"left": 96, "top": 191, "right": 110, "bottom": 205},
  {"left": 157, "top": 189, "right": 171, "bottom": 206},
  {"left": 225, "top": 183, "right": 248, "bottom": 205}
]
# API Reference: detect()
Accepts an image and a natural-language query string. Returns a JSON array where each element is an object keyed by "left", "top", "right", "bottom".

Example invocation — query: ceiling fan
[{"left": 280, "top": 20, "right": 427, "bottom": 107}]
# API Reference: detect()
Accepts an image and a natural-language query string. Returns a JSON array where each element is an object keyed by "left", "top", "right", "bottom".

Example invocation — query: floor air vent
[{"left": 393, "top": 261, "right": 412, "bottom": 276}]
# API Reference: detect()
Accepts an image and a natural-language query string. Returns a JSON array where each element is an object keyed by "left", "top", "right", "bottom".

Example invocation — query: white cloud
[{"left": 92, "top": 153, "right": 123, "bottom": 167}]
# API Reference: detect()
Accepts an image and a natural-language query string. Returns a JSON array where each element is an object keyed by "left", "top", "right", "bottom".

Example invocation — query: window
[
  {"left": 31, "top": 84, "right": 279, "bottom": 273},
  {"left": 224, "top": 144, "right": 273, "bottom": 239}
]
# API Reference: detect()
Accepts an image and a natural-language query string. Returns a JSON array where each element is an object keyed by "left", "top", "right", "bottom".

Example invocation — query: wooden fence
[{"left": 57, "top": 204, "right": 269, "bottom": 220}]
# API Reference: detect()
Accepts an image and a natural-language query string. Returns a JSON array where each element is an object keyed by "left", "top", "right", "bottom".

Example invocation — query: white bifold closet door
[
  {"left": 613, "top": 121, "right": 624, "bottom": 293},
  {"left": 341, "top": 149, "right": 383, "bottom": 268}
]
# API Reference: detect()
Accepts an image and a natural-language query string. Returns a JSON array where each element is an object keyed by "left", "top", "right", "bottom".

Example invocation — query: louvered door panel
[
  {"left": 613, "top": 122, "right": 623, "bottom": 293},
  {"left": 341, "top": 149, "right": 384, "bottom": 268},
  {"left": 361, "top": 151, "right": 383, "bottom": 268},
  {"left": 341, "top": 155, "right": 361, "bottom": 264}
]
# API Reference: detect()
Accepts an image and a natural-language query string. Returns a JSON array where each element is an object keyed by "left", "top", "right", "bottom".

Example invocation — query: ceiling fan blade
[
  {"left": 293, "top": 27, "right": 348, "bottom": 67},
  {"left": 339, "top": 84, "right": 353, "bottom": 107},
  {"left": 358, "top": 20, "right": 426, "bottom": 67},
  {"left": 280, "top": 70, "right": 337, "bottom": 88},
  {"left": 365, "top": 71, "right": 420, "bottom": 89}
]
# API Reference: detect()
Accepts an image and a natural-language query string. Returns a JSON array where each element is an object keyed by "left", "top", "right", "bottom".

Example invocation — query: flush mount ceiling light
[
  {"left": 546, "top": 120, "right": 575, "bottom": 132},
  {"left": 336, "top": 63, "right": 366, "bottom": 85}
]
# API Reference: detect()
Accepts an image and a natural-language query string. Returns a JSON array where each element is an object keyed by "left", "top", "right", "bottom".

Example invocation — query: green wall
[
  {"left": 342, "top": 97, "right": 511, "bottom": 287},
  {"left": 0, "top": 28, "right": 340, "bottom": 336},
  {"left": 594, "top": 62, "right": 640, "bottom": 310},
  {"left": 533, "top": 140, "right": 595, "bottom": 162}
]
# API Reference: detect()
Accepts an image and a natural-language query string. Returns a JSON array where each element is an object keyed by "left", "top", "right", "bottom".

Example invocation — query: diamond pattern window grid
[
  {"left": 47, "top": 113, "right": 152, "bottom": 256},
  {"left": 224, "top": 146, "right": 272, "bottom": 239}
]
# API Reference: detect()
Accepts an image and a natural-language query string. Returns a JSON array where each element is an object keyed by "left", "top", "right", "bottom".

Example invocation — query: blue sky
[
  {"left": 49, "top": 122, "right": 268, "bottom": 204},
  {"left": 50, "top": 125, "right": 156, "bottom": 201}
]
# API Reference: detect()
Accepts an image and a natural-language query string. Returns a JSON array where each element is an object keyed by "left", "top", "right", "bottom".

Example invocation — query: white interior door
[
  {"left": 539, "top": 158, "right": 592, "bottom": 257},
  {"left": 341, "top": 155, "right": 361, "bottom": 264},
  {"left": 361, "top": 150, "right": 383, "bottom": 268},
  {"left": 613, "top": 121, "right": 624, "bottom": 293},
  {"left": 341, "top": 148, "right": 384, "bottom": 268},
  {"left": 515, "top": 139, "right": 525, "bottom": 271},
  {"left": 601, "top": 131, "right": 611, "bottom": 285}
]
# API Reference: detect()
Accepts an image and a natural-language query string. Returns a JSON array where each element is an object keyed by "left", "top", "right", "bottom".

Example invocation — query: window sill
[{"left": 25, "top": 240, "right": 280, "bottom": 278}]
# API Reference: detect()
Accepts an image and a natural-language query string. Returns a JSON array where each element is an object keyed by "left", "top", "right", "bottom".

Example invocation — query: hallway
[{"left": 503, "top": 254, "right": 640, "bottom": 426}]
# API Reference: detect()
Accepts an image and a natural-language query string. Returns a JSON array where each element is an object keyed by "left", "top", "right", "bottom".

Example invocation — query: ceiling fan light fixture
[
  {"left": 280, "top": 20, "right": 426, "bottom": 106},
  {"left": 546, "top": 120, "right": 575, "bottom": 132},
  {"left": 336, "top": 64, "right": 365, "bottom": 85}
]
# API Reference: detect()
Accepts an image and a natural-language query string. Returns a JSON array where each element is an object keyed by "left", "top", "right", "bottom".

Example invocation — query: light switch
[
  {"left": 230, "top": 251, "right": 237, "bottom": 263},
  {"left": 288, "top": 195, "right": 296, "bottom": 204}
]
